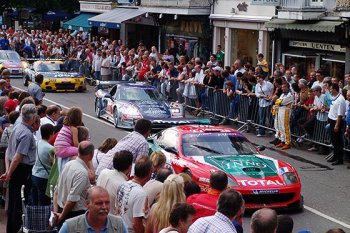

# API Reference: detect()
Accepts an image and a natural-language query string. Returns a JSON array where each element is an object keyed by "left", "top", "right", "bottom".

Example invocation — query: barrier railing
[{"left": 164, "top": 80, "right": 336, "bottom": 151}]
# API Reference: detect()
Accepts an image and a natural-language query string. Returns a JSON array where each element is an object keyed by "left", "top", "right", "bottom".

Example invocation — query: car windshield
[
  {"left": 35, "top": 62, "right": 63, "bottom": 72},
  {"left": 0, "top": 51, "right": 21, "bottom": 61},
  {"left": 182, "top": 132, "right": 257, "bottom": 156},
  {"left": 117, "top": 87, "right": 164, "bottom": 101}
]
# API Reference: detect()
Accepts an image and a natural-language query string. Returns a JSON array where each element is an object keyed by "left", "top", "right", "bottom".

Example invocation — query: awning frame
[{"left": 88, "top": 8, "right": 146, "bottom": 29}]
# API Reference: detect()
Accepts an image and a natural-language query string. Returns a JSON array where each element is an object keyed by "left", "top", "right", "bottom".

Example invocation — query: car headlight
[
  {"left": 228, "top": 177, "right": 239, "bottom": 187},
  {"left": 170, "top": 108, "right": 180, "bottom": 113},
  {"left": 282, "top": 172, "right": 298, "bottom": 185}
]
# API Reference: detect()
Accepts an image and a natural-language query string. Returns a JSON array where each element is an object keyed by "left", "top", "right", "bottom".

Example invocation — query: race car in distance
[
  {"left": 148, "top": 125, "right": 303, "bottom": 210},
  {"left": 23, "top": 60, "right": 86, "bottom": 92},
  {"left": 0, "top": 50, "right": 26, "bottom": 77},
  {"left": 95, "top": 82, "right": 197, "bottom": 129}
]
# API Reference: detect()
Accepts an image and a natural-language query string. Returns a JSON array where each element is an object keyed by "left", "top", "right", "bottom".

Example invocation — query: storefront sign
[
  {"left": 289, "top": 40, "right": 346, "bottom": 53},
  {"left": 251, "top": 0, "right": 280, "bottom": 6},
  {"left": 80, "top": 2, "right": 113, "bottom": 13}
]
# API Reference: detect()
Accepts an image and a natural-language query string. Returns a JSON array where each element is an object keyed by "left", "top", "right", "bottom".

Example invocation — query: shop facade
[
  {"left": 264, "top": 0, "right": 350, "bottom": 79},
  {"left": 210, "top": 1, "right": 276, "bottom": 66}
]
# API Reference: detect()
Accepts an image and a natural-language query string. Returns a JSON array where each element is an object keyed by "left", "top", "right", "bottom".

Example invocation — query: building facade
[
  {"left": 210, "top": 0, "right": 276, "bottom": 67},
  {"left": 265, "top": 0, "right": 350, "bottom": 79}
]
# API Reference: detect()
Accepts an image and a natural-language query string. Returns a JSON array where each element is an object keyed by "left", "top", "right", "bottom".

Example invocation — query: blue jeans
[
  {"left": 258, "top": 105, "right": 272, "bottom": 135},
  {"left": 94, "top": 71, "right": 101, "bottom": 81},
  {"left": 31, "top": 175, "right": 50, "bottom": 206},
  {"left": 200, "top": 91, "right": 208, "bottom": 110}
]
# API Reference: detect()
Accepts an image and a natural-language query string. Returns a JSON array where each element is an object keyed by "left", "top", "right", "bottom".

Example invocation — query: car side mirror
[
  {"left": 257, "top": 145, "right": 266, "bottom": 152},
  {"left": 164, "top": 146, "right": 178, "bottom": 155},
  {"left": 105, "top": 93, "right": 112, "bottom": 99}
]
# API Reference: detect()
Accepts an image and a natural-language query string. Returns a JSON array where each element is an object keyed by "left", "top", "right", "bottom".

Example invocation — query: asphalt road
[{"left": 10, "top": 78, "right": 350, "bottom": 233}]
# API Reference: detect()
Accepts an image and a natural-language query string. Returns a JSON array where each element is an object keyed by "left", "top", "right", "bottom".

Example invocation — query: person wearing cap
[{"left": 0, "top": 99, "right": 18, "bottom": 131}]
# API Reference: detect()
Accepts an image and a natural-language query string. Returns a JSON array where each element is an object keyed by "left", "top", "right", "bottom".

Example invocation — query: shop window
[
  {"left": 320, "top": 58, "right": 345, "bottom": 81},
  {"left": 310, "top": 0, "right": 324, "bottom": 7},
  {"left": 231, "top": 29, "right": 258, "bottom": 67},
  {"left": 283, "top": 54, "right": 316, "bottom": 78}
]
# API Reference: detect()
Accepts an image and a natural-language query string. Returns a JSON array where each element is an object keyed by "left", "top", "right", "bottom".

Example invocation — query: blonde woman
[
  {"left": 150, "top": 151, "right": 166, "bottom": 179},
  {"left": 145, "top": 174, "right": 186, "bottom": 233}
]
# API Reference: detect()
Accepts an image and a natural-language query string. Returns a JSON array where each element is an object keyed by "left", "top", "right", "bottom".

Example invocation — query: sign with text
[
  {"left": 289, "top": 40, "right": 346, "bottom": 53},
  {"left": 251, "top": 0, "right": 280, "bottom": 6},
  {"left": 80, "top": 3, "right": 113, "bottom": 13}
]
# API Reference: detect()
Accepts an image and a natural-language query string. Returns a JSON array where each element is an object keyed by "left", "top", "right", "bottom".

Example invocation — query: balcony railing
[
  {"left": 280, "top": 0, "right": 326, "bottom": 9},
  {"left": 141, "top": 0, "right": 210, "bottom": 8}
]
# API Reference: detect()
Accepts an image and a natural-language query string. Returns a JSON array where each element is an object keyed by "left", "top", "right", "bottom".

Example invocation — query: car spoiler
[
  {"left": 95, "top": 80, "right": 135, "bottom": 90},
  {"left": 149, "top": 118, "right": 213, "bottom": 131},
  {"left": 23, "top": 58, "right": 66, "bottom": 64}
]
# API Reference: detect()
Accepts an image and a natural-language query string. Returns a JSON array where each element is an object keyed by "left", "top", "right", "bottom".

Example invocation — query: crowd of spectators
[{"left": 0, "top": 27, "right": 349, "bottom": 232}]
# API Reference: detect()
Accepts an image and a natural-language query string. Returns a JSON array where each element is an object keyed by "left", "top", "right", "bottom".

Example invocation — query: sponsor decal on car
[
  {"left": 238, "top": 179, "right": 284, "bottom": 187},
  {"left": 252, "top": 189, "right": 280, "bottom": 195}
]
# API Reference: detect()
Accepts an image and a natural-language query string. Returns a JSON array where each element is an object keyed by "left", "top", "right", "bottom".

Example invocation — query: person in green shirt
[{"left": 216, "top": 45, "right": 225, "bottom": 63}]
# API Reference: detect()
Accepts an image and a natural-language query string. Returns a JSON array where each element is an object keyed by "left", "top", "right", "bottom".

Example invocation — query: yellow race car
[{"left": 23, "top": 60, "right": 86, "bottom": 92}]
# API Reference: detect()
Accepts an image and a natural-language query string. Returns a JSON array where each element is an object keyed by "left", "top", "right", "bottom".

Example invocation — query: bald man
[{"left": 250, "top": 208, "right": 277, "bottom": 233}]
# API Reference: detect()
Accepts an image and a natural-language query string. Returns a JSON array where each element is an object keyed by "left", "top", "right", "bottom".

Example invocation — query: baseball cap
[
  {"left": 213, "top": 66, "right": 223, "bottom": 72},
  {"left": 4, "top": 99, "right": 18, "bottom": 112}
]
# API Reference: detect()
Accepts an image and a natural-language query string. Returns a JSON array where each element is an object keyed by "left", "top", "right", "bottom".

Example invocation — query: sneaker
[
  {"left": 257, "top": 134, "right": 263, "bottom": 137},
  {"left": 276, "top": 142, "right": 285, "bottom": 148},
  {"left": 281, "top": 144, "right": 291, "bottom": 150}
]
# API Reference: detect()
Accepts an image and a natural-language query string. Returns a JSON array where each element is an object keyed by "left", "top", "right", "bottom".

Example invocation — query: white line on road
[
  {"left": 304, "top": 205, "right": 350, "bottom": 229},
  {"left": 14, "top": 86, "right": 115, "bottom": 128},
  {"left": 14, "top": 86, "right": 350, "bottom": 229}
]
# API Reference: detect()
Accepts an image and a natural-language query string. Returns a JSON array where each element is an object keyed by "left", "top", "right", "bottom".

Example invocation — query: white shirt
[
  {"left": 117, "top": 181, "right": 148, "bottom": 233},
  {"left": 194, "top": 70, "right": 205, "bottom": 84},
  {"left": 92, "top": 55, "right": 102, "bottom": 72},
  {"left": 101, "top": 57, "right": 112, "bottom": 76},
  {"left": 328, "top": 93, "right": 346, "bottom": 121},
  {"left": 36, "top": 116, "right": 56, "bottom": 140},
  {"left": 97, "top": 169, "right": 128, "bottom": 215},
  {"left": 255, "top": 81, "right": 274, "bottom": 107},
  {"left": 313, "top": 94, "right": 328, "bottom": 121}
]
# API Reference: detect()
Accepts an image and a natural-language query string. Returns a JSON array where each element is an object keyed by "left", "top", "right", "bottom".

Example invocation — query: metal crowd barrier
[{"left": 164, "top": 80, "right": 337, "bottom": 151}]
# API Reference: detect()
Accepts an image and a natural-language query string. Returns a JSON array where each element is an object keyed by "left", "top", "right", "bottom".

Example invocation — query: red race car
[{"left": 148, "top": 125, "right": 303, "bottom": 211}]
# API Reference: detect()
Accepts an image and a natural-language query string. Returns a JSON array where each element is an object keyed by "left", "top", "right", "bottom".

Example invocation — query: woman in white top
[{"left": 92, "top": 138, "right": 118, "bottom": 172}]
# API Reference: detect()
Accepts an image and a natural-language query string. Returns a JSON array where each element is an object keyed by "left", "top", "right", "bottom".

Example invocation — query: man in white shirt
[
  {"left": 97, "top": 150, "right": 133, "bottom": 215},
  {"left": 92, "top": 49, "right": 102, "bottom": 81},
  {"left": 255, "top": 76, "right": 274, "bottom": 137},
  {"left": 116, "top": 156, "right": 152, "bottom": 233},
  {"left": 327, "top": 83, "right": 346, "bottom": 165},
  {"left": 101, "top": 51, "right": 112, "bottom": 81}
]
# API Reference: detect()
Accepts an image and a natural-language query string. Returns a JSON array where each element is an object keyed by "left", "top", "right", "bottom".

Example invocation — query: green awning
[
  {"left": 63, "top": 13, "right": 96, "bottom": 31},
  {"left": 265, "top": 19, "right": 344, "bottom": 33}
]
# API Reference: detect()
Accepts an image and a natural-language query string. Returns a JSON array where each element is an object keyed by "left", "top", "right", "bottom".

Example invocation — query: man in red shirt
[{"left": 186, "top": 171, "right": 243, "bottom": 233}]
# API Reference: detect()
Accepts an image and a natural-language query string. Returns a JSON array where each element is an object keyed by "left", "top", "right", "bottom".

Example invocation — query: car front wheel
[{"left": 113, "top": 109, "right": 119, "bottom": 128}]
